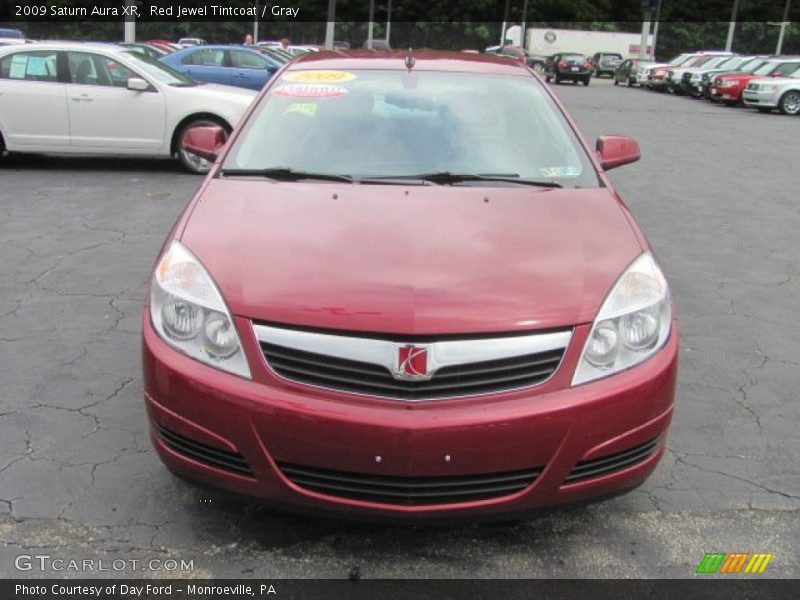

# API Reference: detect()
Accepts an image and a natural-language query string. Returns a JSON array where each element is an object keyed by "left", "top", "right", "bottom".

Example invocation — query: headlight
[
  {"left": 150, "top": 241, "right": 251, "bottom": 379},
  {"left": 719, "top": 80, "right": 736, "bottom": 87},
  {"left": 572, "top": 253, "right": 671, "bottom": 386}
]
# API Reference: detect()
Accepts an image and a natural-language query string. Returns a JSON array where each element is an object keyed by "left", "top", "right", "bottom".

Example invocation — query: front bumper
[
  {"left": 742, "top": 89, "right": 780, "bottom": 108},
  {"left": 143, "top": 314, "right": 678, "bottom": 519},
  {"left": 711, "top": 84, "right": 744, "bottom": 102}
]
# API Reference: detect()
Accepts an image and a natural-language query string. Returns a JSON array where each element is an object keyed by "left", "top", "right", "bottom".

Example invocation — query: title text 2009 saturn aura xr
[{"left": 143, "top": 50, "right": 677, "bottom": 520}]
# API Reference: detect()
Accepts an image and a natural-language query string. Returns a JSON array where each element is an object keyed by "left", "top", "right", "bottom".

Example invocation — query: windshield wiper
[
  {"left": 361, "top": 172, "right": 562, "bottom": 188},
  {"left": 221, "top": 167, "right": 353, "bottom": 183}
]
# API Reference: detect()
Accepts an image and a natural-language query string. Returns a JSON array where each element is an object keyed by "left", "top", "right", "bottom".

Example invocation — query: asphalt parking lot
[{"left": 1, "top": 77, "right": 798, "bottom": 579}]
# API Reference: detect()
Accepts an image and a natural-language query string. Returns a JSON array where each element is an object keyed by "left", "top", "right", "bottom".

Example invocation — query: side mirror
[
  {"left": 127, "top": 77, "right": 150, "bottom": 91},
  {"left": 596, "top": 135, "right": 640, "bottom": 170},
  {"left": 181, "top": 125, "right": 227, "bottom": 161}
]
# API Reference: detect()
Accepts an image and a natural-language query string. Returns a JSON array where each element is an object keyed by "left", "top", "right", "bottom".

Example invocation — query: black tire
[
  {"left": 723, "top": 99, "right": 739, "bottom": 107},
  {"left": 176, "top": 118, "right": 230, "bottom": 175},
  {"left": 583, "top": 77, "right": 590, "bottom": 86},
  {"left": 778, "top": 90, "right": 800, "bottom": 116},
  {"left": 756, "top": 107, "right": 772, "bottom": 114}
]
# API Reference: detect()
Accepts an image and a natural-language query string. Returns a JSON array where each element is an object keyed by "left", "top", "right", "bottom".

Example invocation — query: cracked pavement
[{"left": 0, "top": 79, "right": 798, "bottom": 578}]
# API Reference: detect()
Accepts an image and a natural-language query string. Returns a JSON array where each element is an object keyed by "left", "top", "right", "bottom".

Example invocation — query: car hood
[
  {"left": 180, "top": 181, "right": 644, "bottom": 335},
  {"left": 752, "top": 76, "right": 800, "bottom": 85},
  {"left": 717, "top": 72, "right": 756, "bottom": 81}
]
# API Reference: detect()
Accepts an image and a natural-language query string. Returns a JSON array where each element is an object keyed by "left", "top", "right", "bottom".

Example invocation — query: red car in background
[
  {"left": 143, "top": 51, "right": 677, "bottom": 520},
  {"left": 711, "top": 57, "right": 800, "bottom": 105}
]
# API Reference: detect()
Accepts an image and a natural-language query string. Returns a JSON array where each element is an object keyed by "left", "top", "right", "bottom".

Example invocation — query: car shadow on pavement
[{"left": 0, "top": 153, "right": 187, "bottom": 174}]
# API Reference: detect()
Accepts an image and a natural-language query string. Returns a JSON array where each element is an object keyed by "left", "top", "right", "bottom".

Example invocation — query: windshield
[
  {"left": 123, "top": 51, "right": 196, "bottom": 86},
  {"left": 670, "top": 54, "right": 693, "bottom": 65},
  {"left": 685, "top": 55, "right": 714, "bottom": 68},
  {"left": 740, "top": 58, "right": 766, "bottom": 73},
  {"left": 223, "top": 69, "right": 598, "bottom": 187},
  {"left": 771, "top": 62, "right": 800, "bottom": 77},
  {"left": 713, "top": 56, "right": 740, "bottom": 69},
  {"left": 562, "top": 54, "right": 586, "bottom": 61},
  {"left": 754, "top": 61, "right": 780, "bottom": 75}
]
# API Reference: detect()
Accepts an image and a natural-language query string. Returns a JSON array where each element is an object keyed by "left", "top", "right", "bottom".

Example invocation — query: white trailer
[{"left": 524, "top": 28, "right": 653, "bottom": 60}]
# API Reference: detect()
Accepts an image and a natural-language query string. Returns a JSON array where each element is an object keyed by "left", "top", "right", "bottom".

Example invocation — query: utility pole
[
  {"left": 520, "top": 0, "right": 529, "bottom": 50},
  {"left": 123, "top": 0, "right": 135, "bottom": 43},
  {"left": 254, "top": 0, "right": 259, "bottom": 44},
  {"left": 639, "top": 9, "right": 651, "bottom": 60},
  {"left": 324, "top": 0, "right": 336, "bottom": 49},
  {"left": 651, "top": 0, "right": 663, "bottom": 59},
  {"left": 500, "top": 0, "right": 510, "bottom": 46},
  {"left": 725, "top": 0, "right": 740, "bottom": 52},
  {"left": 385, "top": 0, "right": 391, "bottom": 43},
  {"left": 367, "top": 0, "right": 374, "bottom": 49},
  {"left": 777, "top": 0, "right": 792, "bottom": 54}
]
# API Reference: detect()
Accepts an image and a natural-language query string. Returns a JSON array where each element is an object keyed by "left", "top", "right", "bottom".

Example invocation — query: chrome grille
[
  {"left": 254, "top": 324, "right": 570, "bottom": 401},
  {"left": 278, "top": 462, "right": 542, "bottom": 505}
]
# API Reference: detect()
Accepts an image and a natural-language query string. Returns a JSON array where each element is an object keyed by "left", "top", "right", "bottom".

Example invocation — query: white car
[
  {"left": 0, "top": 42, "right": 257, "bottom": 173},
  {"left": 178, "top": 38, "right": 206, "bottom": 47},
  {"left": 742, "top": 67, "right": 800, "bottom": 115}
]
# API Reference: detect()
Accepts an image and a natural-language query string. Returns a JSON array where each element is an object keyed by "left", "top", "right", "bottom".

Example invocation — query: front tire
[
  {"left": 778, "top": 90, "right": 800, "bottom": 115},
  {"left": 177, "top": 119, "right": 230, "bottom": 175},
  {"left": 756, "top": 107, "right": 772, "bottom": 114},
  {"left": 583, "top": 77, "right": 591, "bottom": 86}
]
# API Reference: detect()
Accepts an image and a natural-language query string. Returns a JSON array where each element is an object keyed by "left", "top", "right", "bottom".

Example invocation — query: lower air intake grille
[
  {"left": 565, "top": 438, "right": 660, "bottom": 484},
  {"left": 278, "top": 463, "right": 542, "bottom": 505},
  {"left": 261, "top": 343, "right": 564, "bottom": 400},
  {"left": 155, "top": 423, "right": 254, "bottom": 478}
]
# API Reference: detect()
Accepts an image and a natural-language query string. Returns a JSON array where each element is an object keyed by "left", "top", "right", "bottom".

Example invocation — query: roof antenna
[{"left": 405, "top": 47, "right": 416, "bottom": 70}]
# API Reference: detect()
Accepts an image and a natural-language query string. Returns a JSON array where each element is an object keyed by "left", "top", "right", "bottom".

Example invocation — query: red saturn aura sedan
[{"left": 143, "top": 50, "right": 677, "bottom": 520}]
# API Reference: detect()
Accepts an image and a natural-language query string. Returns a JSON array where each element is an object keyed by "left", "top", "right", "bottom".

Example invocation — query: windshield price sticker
[
  {"left": 272, "top": 84, "right": 349, "bottom": 98},
  {"left": 282, "top": 70, "right": 357, "bottom": 83}
]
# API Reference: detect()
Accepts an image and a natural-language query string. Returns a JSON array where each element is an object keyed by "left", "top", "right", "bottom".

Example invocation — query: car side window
[
  {"left": 230, "top": 50, "right": 268, "bottom": 70},
  {"left": 183, "top": 49, "right": 225, "bottom": 67},
  {"left": 0, "top": 50, "right": 59, "bottom": 82},
  {"left": 67, "top": 52, "right": 136, "bottom": 87}
]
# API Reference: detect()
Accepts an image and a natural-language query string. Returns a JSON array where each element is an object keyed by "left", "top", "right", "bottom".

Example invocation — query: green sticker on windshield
[{"left": 285, "top": 102, "right": 318, "bottom": 117}]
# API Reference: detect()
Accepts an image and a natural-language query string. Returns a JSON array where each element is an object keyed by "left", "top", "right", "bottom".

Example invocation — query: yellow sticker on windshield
[
  {"left": 283, "top": 70, "right": 357, "bottom": 83},
  {"left": 286, "top": 102, "right": 318, "bottom": 117}
]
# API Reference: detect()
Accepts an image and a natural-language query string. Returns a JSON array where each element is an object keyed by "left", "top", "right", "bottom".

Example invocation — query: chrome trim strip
[{"left": 252, "top": 324, "right": 572, "bottom": 400}]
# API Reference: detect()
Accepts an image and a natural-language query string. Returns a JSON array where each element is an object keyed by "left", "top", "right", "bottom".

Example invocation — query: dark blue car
[{"left": 159, "top": 45, "right": 281, "bottom": 90}]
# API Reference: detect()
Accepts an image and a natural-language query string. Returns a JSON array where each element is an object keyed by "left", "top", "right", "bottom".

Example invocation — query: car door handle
[
  {"left": 71, "top": 94, "right": 93, "bottom": 102},
  {"left": 233, "top": 72, "right": 246, "bottom": 78}
]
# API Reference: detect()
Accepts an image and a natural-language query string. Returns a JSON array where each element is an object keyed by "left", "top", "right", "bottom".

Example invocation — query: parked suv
[
  {"left": 711, "top": 58, "right": 800, "bottom": 106},
  {"left": 666, "top": 53, "right": 733, "bottom": 94},
  {"left": 614, "top": 58, "right": 653, "bottom": 87},
  {"left": 742, "top": 65, "right": 800, "bottom": 114},
  {"left": 591, "top": 52, "right": 623, "bottom": 77},
  {"left": 545, "top": 53, "right": 592, "bottom": 85}
]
